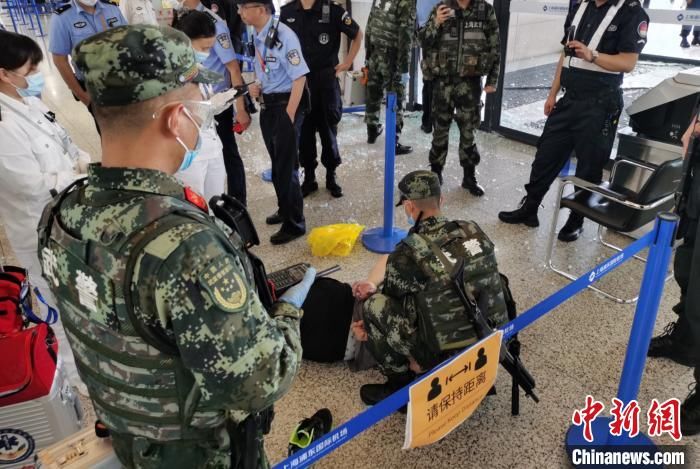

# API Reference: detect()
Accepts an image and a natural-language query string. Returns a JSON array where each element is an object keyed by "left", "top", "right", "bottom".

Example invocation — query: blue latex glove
[
  {"left": 401, "top": 73, "right": 410, "bottom": 85},
  {"left": 279, "top": 267, "right": 317, "bottom": 309}
]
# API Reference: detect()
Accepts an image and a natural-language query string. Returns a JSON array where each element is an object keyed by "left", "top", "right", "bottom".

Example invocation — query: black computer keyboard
[{"left": 267, "top": 263, "right": 311, "bottom": 293}]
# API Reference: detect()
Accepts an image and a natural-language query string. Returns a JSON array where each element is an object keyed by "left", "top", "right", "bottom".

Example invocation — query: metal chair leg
[{"left": 545, "top": 181, "right": 639, "bottom": 304}]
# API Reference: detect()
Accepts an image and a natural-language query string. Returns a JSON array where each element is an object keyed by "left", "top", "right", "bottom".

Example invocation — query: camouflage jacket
[
  {"left": 365, "top": 0, "right": 416, "bottom": 73},
  {"left": 38, "top": 165, "right": 302, "bottom": 464},
  {"left": 383, "top": 216, "right": 507, "bottom": 356},
  {"left": 418, "top": 0, "right": 500, "bottom": 86}
]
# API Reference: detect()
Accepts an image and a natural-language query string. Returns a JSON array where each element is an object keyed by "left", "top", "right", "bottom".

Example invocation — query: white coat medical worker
[
  {"left": 0, "top": 31, "right": 90, "bottom": 392},
  {"left": 172, "top": 9, "right": 229, "bottom": 201}
]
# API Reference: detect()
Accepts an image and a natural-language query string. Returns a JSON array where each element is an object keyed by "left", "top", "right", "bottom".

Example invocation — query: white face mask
[{"left": 79, "top": 0, "right": 98, "bottom": 6}]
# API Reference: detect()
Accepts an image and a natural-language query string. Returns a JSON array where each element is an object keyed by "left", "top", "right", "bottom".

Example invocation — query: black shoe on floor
[
  {"left": 270, "top": 229, "right": 305, "bottom": 245},
  {"left": 557, "top": 213, "right": 584, "bottom": 242},
  {"left": 266, "top": 211, "right": 283, "bottom": 225},
  {"left": 647, "top": 321, "right": 697, "bottom": 367},
  {"left": 681, "top": 37, "right": 691, "bottom": 48},
  {"left": 396, "top": 141, "right": 413, "bottom": 155},
  {"left": 461, "top": 165, "right": 484, "bottom": 197},
  {"left": 430, "top": 164, "right": 443, "bottom": 185},
  {"left": 326, "top": 172, "right": 343, "bottom": 198},
  {"left": 360, "top": 371, "right": 415, "bottom": 408},
  {"left": 498, "top": 196, "right": 540, "bottom": 227},
  {"left": 693, "top": 35, "right": 700, "bottom": 46},
  {"left": 301, "top": 177, "right": 319, "bottom": 198},
  {"left": 367, "top": 124, "right": 384, "bottom": 144},
  {"left": 288, "top": 408, "right": 333, "bottom": 456},
  {"left": 682, "top": 378, "right": 700, "bottom": 436},
  {"left": 420, "top": 123, "right": 432, "bottom": 134}
]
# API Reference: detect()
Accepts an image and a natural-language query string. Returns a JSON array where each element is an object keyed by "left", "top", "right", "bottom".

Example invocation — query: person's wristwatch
[{"left": 589, "top": 50, "right": 600, "bottom": 63}]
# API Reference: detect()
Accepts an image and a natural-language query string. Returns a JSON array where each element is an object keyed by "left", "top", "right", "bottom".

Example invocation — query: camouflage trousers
[
  {"left": 111, "top": 430, "right": 269, "bottom": 469},
  {"left": 364, "top": 47, "right": 405, "bottom": 133},
  {"left": 428, "top": 76, "right": 482, "bottom": 169},
  {"left": 362, "top": 293, "right": 439, "bottom": 375}
]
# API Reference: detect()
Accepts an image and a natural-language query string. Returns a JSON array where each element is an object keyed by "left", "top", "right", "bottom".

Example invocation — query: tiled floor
[{"left": 1, "top": 19, "right": 697, "bottom": 469}]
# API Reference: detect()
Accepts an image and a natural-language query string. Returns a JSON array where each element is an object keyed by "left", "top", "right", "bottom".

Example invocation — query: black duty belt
[{"left": 260, "top": 92, "right": 291, "bottom": 109}]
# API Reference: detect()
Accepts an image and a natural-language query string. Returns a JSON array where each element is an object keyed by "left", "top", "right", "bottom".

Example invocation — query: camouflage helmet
[
  {"left": 73, "top": 25, "right": 221, "bottom": 107},
  {"left": 396, "top": 170, "right": 441, "bottom": 206}
]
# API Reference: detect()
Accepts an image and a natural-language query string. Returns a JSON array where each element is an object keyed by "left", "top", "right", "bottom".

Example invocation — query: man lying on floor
[{"left": 349, "top": 170, "right": 509, "bottom": 404}]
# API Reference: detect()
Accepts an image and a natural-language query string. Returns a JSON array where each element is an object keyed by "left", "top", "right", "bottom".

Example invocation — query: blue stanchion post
[
  {"left": 362, "top": 92, "right": 407, "bottom": 253},
  {"left": 565, "top": 213, "right": 678, "bottom": 460}
]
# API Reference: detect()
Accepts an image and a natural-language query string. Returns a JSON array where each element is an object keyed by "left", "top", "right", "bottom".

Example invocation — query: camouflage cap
[
  {"left": 396, "top": 170, "right": 441, "bottom": 206},
  {"left": 73, "top": 25, "right": 222, "bottom": 107}
]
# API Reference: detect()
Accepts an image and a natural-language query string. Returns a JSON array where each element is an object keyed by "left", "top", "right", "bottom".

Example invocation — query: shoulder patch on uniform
[
  {"left": 199, "top": 255, "right": 249, "bottom": 313},
  {"left": 217, "top": 33, "right": 231, "bottom": 49},
  {"left": 637, "top": 20, "right": 648, "bottom": 38},
  {"left": 343, "top": 13, "right": 352, "bottom": 25},
  {"left": 287, "top": 49, "right": 301, "bottom": 65},
  {"left": 55, "top": 4, "right": 72, "bottom": 14}
]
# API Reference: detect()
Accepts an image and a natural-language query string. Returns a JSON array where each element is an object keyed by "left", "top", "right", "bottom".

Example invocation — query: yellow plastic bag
[{"left": 307, "top": 223, "right": 365, "bottom": 257}]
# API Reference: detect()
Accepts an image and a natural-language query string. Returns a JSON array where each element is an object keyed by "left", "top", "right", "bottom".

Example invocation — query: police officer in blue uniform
[
  {"left": 281, "top": 0, "right": 362, "bottom": 199},
  {"left": 240, "top": 0, "right": 309, "bottom": 245},
  {"left": 499, "top": 0, "right": 649, "bottom": 242},
  {"left": 182, "top": 0, "right": 252, "bottom": 206},
  {"left": 49, "top": 0, "right": 127, "bottom": 126}
]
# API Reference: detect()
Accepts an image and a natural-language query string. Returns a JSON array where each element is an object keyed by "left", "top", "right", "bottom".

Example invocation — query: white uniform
[
  {"left": 118, "top": 0, "right": 158, "bottom": 25},
  {"left": 175, "top": 84, "right": 227, "bottom": 201},
  {"left": 0, "top": 93, "right": 90, "bottom": 392}
]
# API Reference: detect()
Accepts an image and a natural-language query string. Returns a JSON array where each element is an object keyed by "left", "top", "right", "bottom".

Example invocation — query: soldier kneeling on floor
[{"left": 350, "top": 170, "right": 508, "bottom": 404}]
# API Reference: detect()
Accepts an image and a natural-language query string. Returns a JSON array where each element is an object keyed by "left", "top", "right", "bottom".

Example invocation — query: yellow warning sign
[{"left": 403, "top": 331, "right": 502, "bottom": 449}]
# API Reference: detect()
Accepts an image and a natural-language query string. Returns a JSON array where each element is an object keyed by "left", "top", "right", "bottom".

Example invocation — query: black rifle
[
  {"left": 675, "top": 124, "right": 700, "bottom": 239},
  {"left": 451, "top": 259, "right": 539, "bottom": 403}
]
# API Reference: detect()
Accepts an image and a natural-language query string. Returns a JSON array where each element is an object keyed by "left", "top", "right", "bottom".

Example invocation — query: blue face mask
[
  {"left": 194, "top": 50, "right": 210, "bottom": 64},
  {"left": 176, "top": 108, "right": 203, "bottom": 172},
  {"left": 11, "top": 71, "right": 45, "bottom": 97},
  {"left": 406, "top": 213, "right": 415, "bottom": 226}
]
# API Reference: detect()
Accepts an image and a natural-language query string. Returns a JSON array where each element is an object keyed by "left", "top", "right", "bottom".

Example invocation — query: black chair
[{"left": 545, "top": 157, "right": 683, "bottom": 303}]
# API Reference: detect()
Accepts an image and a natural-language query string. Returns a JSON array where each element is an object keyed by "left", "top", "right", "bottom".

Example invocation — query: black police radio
[{"left": 564, "top": 26, "right": 576, "bottom": 57}]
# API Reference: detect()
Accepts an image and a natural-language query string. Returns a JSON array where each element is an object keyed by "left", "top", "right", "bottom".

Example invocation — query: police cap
[
  {"left": 396, "top": 170, "right": 442, "bottom": 206},
  {"left": 73, "top": 25, "right": 221, "bottom": 107}
]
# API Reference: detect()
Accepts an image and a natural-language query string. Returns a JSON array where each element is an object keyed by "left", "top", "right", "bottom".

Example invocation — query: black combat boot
[
  {"left": 693, "top": 34, "right": 700, "bottom": 46},
  {"left": 325, "top": 170, "right": 343, "bottom": 198},
  {"left": 647, "top": 321, "right": 698, "bottom": 366},
  {"left": 430, "top": 164, "right": 443, "bottom": 185},
  {"left": 462, "top": 165, "right": 484, "bottom": 196},
  {"left": 681, "top": 369, "right": 700, "bottom": 436},
  {"left": 681, "top": 36, "right": 691, "bottom": 48},
  {"left": 557, "top": 212, "right": 584, "bottom": 242},
  {"left": 498, "top": 196, "right": 540, "bottom": 227},
  {"left": 360, "top": 371, "right": 415, "bottom": 408},
  {"left": 367, "top": 124, "right": 384, "bottom": 144},
  {"left": 301, "top": 171, "right": 318, "bottom": 198},
  {"left": 396, "top": 140, "right": 413, "bottom": 155}
]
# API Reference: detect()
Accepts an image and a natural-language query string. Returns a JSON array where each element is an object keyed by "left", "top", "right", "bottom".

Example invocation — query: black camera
[{"left": 564, "top": 26, "right": 576, "bottom": 57}]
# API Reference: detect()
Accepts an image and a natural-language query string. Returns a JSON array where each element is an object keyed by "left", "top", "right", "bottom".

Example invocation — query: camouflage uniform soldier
[
  {"left": 418, "top": 0, "right": 500, "bottom": 196},
  {"left": 37, "top": 25, "right": 315, "bottom": 468},
  {"left": 364, "top": 0, "right": 415, "bottom": 155},
  {"left": 353, "top": 170, "right": 507, "bottom": 405}
]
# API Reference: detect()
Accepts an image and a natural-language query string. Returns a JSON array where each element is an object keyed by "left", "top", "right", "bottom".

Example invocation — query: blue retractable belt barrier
[
  {"left": 361, "top": 92, "right": 407, "bottom": 253},
  {"left": 565, "top": 214, "right": 678, "bottom": 461},
  {"left": 275, "top": 215, "right": 676, "bottom": 469},
  {"left": 342, "top": 105, "right": 366, "bottom": 113}
]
